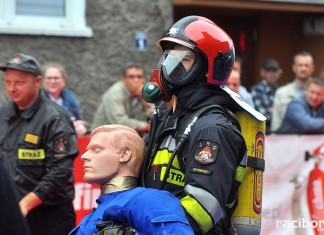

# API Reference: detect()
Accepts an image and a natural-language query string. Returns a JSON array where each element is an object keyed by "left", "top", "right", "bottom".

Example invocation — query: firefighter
[{"left": 141, "top": 16, "right": 248, "bottom": 234}]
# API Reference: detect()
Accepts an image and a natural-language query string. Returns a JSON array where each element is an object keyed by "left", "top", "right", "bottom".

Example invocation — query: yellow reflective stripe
[
  {"left": 18, "top": 149, "right": 45, "bottom": 160},
  {"left": 235, "top": 166, "right": 245, "bottom": 182},
  {"left": 160, "top": 166, "right": 185, "bottom": 187},
  {"left": 181, "top": 195, "right": 213, "bottom": 233},
  {"left": 152, "top": 149, "right": 180, "bottom": 169}
]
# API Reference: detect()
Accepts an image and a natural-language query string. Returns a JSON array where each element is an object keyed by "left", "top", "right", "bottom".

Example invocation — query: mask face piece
[
  {"left": 160, "top": 49, "right": 197, "bottom": 85},
  {"left": 167, "top": 63, "right": 186, "bottom": 81},
  {"left": 142, "top": 46, "right": 205, "bottom": 103}
]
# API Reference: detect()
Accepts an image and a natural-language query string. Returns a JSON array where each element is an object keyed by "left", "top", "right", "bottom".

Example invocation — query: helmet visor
[{"left": 159, "top": 49, "right": 198, "bottom": 85}]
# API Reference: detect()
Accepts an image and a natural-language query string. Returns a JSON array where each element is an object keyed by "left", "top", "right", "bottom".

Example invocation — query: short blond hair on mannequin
[{"left": 90, "top": 124, "right": 145, "bottom": 176}]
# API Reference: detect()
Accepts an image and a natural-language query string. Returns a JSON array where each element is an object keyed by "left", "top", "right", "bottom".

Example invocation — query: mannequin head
[{"left": 81, "top": 125, "right": 145, "bottom": 185}]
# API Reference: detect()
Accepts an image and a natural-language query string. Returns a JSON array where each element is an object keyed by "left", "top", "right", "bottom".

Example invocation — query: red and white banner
[
  {"left": 73, "top": 137, "right": 100, "bottom": 225},
  {"left": 261, "top": 135, "right": 324, "bottom": 235}
]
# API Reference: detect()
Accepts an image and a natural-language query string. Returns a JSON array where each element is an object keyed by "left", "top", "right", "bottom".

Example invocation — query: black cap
[
  {"left": 0, "top": 53, "right": 42, "bottom": 76},
  {"left": 263, "top": 59, "right": 281, "bottom": 71}
]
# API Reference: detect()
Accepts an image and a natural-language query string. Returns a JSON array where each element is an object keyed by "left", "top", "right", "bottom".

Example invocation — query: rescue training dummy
[
  {"left": 69, "top": 124, "right": 194, "bottom": 235},
  {"left": 141, "top": 15, "right": 266, "bottom": 235}
]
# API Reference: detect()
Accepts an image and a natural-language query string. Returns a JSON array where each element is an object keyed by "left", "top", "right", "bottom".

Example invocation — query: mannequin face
[{"left": 81, "top": 132, "right": 122, "bottom": 185}]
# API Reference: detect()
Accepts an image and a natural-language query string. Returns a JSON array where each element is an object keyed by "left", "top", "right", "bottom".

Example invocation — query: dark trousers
[{"left": 26, "top": 201, "right": 75, "bottom": 235}]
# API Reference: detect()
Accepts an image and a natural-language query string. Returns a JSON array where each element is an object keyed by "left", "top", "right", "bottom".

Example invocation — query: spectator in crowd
[
  {"left": 233, "top": 55, "right": 253, "bottom": 106},
  {"left": 233, "top": 55, "right": 254, "bottom": 102},
  {"left": 91, "top": 64, "right": 152, "bottom": 134},
  {"left": 69, "top": 124, "right": 194, "bottom": 235},
  {"left": 271, "top": 51, "right": 315, "bottom": 133},
  {"left": 278, "top": 78, "right": 324, "bottom": 134},
  {"left": 0, "top": 158, "right": 30, "bottom": 235},
  {"left": 0, "top": 53, "right": 79, "bottom": 235},
  {"left": 43, "top": 62, "right": 88, "bottom": 137},
  {"left": 251, "top": 58, "right": 282, "bottom": 133},
  {"left": 233, "top": 55, "right": 243, "bottom": 73},
  {"left": 226, "top": 69, "right": 255, "bottom": 107}
]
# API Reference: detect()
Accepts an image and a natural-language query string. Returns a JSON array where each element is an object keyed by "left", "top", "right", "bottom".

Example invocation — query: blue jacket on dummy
[{"left": 69, "top": 187, "right": 194, "bottom": 235}]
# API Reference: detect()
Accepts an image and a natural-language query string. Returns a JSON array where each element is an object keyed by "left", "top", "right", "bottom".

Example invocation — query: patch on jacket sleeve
[
  {"left": 194, "top": 140, "right": 219, "bottom": 164},
  {"left": 24, "top": 133, "right": 39, "bottom": 144},
  {"left": 18, "top": 149, "right": 45, "bottom": 160},
  {"left": 54, "top": 138, "right": 68, "bottom": 157},
  {"left": 190, "top": 167, "right": 212, "bottom": 175}
]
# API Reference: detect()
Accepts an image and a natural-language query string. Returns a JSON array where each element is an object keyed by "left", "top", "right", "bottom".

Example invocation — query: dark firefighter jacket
[
  {"left": 0, "top": 91, "right": 79, "bottom": 205},
  {"left": 141, "top": 84, "right": 247, "bottom": 234}
]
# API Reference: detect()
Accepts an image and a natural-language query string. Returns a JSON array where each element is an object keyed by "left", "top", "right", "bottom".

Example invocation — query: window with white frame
[{"left": 0, "top": 0, "right": 93, "bottom": 37}]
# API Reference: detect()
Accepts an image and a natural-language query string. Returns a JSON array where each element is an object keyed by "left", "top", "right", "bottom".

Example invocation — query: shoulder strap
[{"left": 176, "top": 105, "right": 241, "bottom": 143}]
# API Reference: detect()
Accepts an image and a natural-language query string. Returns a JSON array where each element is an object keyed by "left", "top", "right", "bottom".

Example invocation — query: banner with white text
[{"left": 261, "top": 135, "right": 324, "bottom": 235}]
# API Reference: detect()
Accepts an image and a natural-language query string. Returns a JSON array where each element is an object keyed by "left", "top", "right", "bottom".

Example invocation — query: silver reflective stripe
[
  {"left": 221, "top": 86, "right": 266, "bottom": 121},
  {"left": 159, "top": 135, "right": 176, "bottom": 151},
  {"left": 241, "top": 151, "right": 248, "bottom": 166},
  {"left": 184, "top": 184, "right": 224, "bottom": 223}
]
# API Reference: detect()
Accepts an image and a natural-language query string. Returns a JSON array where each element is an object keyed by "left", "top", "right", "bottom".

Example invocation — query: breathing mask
[{"left": 142, "top": 47, "right": 205, "bottom": 103}]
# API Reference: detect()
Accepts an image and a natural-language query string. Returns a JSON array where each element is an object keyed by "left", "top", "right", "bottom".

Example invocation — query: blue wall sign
[{"left": 135, "top": 31, "right": 148, "bottom": 52}]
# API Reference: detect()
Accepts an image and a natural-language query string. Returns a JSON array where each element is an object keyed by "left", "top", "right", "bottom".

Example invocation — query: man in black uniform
[
  {"left": 141, "top": 16, "right": 247, "bottom": 234},
  {"left": 0, "top": 53, "right": 79, "bottom": 235}
]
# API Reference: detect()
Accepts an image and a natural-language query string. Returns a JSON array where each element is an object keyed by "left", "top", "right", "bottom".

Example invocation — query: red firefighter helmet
[{"left": 157, "top": 15, "right": 235, "bottom": 86}]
